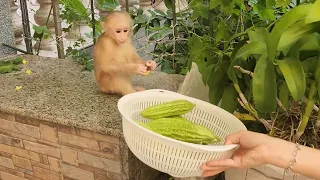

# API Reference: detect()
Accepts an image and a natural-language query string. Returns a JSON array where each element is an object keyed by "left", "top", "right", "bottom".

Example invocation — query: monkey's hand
[
  {"left": 145, "top": 60, "right": 157, "bottom": 71},
  {"left": 136, "top": 64, "right": 148, "bottom": 76}
]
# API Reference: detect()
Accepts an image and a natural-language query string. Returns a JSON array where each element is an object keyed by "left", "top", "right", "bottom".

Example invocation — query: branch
[{"left": 234, "top": 65, "right": 287, "bottom": 112}]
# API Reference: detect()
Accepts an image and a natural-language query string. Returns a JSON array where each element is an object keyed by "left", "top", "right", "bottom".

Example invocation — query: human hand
[
  {"left": 200, "top": 130, "right": 273, "bottom": 177},
  {"left": 136, "top": 64, "right": 148, "bottom": 76},
  {"left": 145, "top": 60, "right": 157, "bottom": 71}
]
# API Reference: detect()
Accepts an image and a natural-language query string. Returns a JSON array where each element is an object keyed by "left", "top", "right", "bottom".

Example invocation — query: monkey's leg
[
  {"left": 135, "top": 86, "right": 145, "bottom": 91},
  {"left": 111, "top": 78, "right": 137, "bottom": 95}
]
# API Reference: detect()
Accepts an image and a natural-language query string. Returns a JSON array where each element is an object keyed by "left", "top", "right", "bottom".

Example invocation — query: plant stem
[
  {"left": 295, "top": 82, "right": 317, "bottom": 141},
  {"left": 234, "top": 83, "right": 271, "bottom": 130},
  {"left": 90, "top": 0, "right": 96, "bottom": 44},
  {"left": 171, "top": 0, "right": 177, "bottom": 70},
  {"left": 316, "top": 107, "right": 320, "bottom": 133},
  {"left": 302, "top": 96, "right": 319, "bottom": 112}
]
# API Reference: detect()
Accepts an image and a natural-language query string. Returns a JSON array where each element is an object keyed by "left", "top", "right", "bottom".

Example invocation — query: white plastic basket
[{"left": 117, "top": 89, "right": 247, "bottom": 178}]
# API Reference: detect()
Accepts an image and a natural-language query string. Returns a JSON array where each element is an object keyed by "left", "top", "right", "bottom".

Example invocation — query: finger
[
  {"left": 205, "top": 159, "right": 239, "bottom": 168},
  {"left": 201, "top": 165, "right": 229, "bottom": 171},
  {"left": 200, "top": 164, "right": 230, "bottom": 171},
  {"left": 224, "top": 130, "right": 246, "bottom": 145},
  {"left": 201, "top": 169, "right": 226, "bottom": 178}
]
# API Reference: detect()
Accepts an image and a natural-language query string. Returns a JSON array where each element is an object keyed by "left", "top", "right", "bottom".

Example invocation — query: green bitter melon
[
  {"left": 140, "top": 100, "right": 195, "bottom": 119},
  {"left": 142, "top": 116, "right": 221, "bottom": 145}
]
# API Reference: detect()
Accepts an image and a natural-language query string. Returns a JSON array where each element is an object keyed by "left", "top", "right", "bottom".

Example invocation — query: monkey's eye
[
  {"left": 124, "top": 30, "right": 128, "bottom": 32},
  {"left": 116, "top": 30, "right": 121, "bottom": 33}
]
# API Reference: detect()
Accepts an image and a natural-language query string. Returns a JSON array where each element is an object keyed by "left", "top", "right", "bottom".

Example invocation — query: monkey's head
[{"left": 101, "top": 11, "right": 133, "bottom": 45}]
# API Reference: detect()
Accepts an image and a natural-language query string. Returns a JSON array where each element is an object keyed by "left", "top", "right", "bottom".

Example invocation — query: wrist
[{"left": 265, "top": 137, "right": 296, "bottom": 169}]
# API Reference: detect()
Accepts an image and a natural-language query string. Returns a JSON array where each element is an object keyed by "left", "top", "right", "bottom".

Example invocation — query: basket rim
[{"left": 117, "top": 89, "right": 247, "bottom": 152}]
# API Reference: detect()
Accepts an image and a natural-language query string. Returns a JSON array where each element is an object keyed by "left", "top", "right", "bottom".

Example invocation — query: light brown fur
[{"left": 93, "top": 11, "right": 156, "bottom": 96}]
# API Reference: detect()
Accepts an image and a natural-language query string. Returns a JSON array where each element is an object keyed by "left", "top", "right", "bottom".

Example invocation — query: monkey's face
[{"left": 114, "top": 27, "right": 129, "bottom": 44}]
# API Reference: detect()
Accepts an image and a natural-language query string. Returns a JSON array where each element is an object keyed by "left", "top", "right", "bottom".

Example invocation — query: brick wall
[{"left": 0, "top": 111, "right": 122, "bottom": 180}]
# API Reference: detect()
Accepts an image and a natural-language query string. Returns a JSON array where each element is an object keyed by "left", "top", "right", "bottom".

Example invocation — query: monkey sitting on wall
[{"left": 93, "top": 10, "right": 157, "bottom": 96}]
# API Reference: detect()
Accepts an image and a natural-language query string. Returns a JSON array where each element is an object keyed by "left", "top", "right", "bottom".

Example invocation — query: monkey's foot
[{"left": 135, "top": 87, "right": 145, "bottom": 92}]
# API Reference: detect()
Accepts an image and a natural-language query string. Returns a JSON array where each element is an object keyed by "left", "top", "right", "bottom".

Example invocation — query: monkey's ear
[{"left": 101, "top": 21, "right": 107, "bottom": 32}]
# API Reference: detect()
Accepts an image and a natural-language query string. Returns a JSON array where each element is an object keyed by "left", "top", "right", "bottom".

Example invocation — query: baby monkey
[{"left": 93, "top": 10, "right": 156, "bottom": 96}]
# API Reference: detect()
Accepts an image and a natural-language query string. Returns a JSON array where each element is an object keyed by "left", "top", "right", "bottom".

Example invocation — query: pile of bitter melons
[{"left": 135, "top": 100, "right": 221, "bottom": 145}]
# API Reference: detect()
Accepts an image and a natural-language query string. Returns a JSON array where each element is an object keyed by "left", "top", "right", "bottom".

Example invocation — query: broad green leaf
[
  {"left": 279, "top": 81, "right": 290, "bottom": 110},
  {"left": 252, "top": 54, "right": 277, "bottom": 113},
  {"left": 234, "top": 41, "right": 267, "bottom": 60},
  {"left": 135, "top": 14, "right": 149, "bottom": 24},
  {"left": 276, "top": 57, "right": 306, "bottom": 101},
  {"left": 266, "top": 0, "right": 276, "bottom": 8},
  {"left": 187, "top": 35, "right": 211, "bottom": 72},
  {"left": 268, "top": 4, "right": 312, "bottom": 59},
  {"left": 288, "top": 33, "right": 320, "bottom": 58},
  {"left": 248, "top": 28, "right": 269, "bottom": 43},
  {"left": 252, "top": 4, "right": 276, "bottom": 21},
  {"left": 164, "top": 0, "right": 173, "bottom": 10},
  {"left": 220, "top": 83, "right": 238, "bottom": 113},
  {"left": 160, "top": 60, "right": 175, "bottom": 74},
  {"left": 302, "top": 56, "right": 318, "bottom": 73},
  {"left": 215, "top": 18, "right": 231, "bottom": 44},
  {"left": 305, "top": 0, "right": 320, "bottom": 24},
  {"left": 278, "top": 21, "right": 316, "bottom": 52},
  {"left": 275, "top": 0, "right": 291, "bottom": 7},
  {"left": 208, "top": 65, "right": 229, "bottom": 105},
  {"left": 221, "top": 0, "right": 235, "bottom": 15},
  {"left": 210, "top": 0, "right": 222, "bottom": 9},
  {"left": 13, "top": 57, "right": 23, "bottom": 65},
  {"left": 202, "top": 64, "right": 215, "bottom": 85},
  {"left": 189, "top": 0, "right": 209, "bottom": 19}
]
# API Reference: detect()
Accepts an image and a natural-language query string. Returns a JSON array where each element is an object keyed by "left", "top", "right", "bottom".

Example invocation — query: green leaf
[
  {"left": 96, "top": 0, "right": 120, "bottom": 11},
  {"left": 189, "top": 0, "right": 209, "bottom": 19},
  {"left": 133, "top": 24, "right": 142, "bottom": 35},
  {"left": 279, "top": 81, "right": 290, "bottom": 110},
  {"left": 161, "top": 60, "right": 175, "bottom": 74},
  {"left": 252, "top": 54, "right": 277, "bottom": 113},
  {"left": 220, "top": 83, "right": 238, "bottom": 113},
  {"left": 278, "top": 21, "right": 317, "bottom": 52},
  {"left": 13, "top": 57, "right": 23, "bottom": 64},
  {"left": 302, "top": 56, "right": 318, "bottom": 73},
  {"left": 248, "top": 28, "right": 269, "bottom": 43},
  {"left": 287, "top": 33, "right": 320, "bottom": 58},
  {"left": 234, "top": 41, "right": 267, "bottom": 60},
  {"left": 135, "top": 14, "right": 149, "bottom": 24},
  {"left": 267, "top": 4, "right": 312, "bottom": 59},
  {"left": 227, "top": 39, "right": 248, "bottom": 84},
  {"left": 252, "top": 4, "right": 276, "bottom": 21},
  {"left": 164, "top": 19, "right": 172, "bottom": 27},
  {"left": 210, "top": 0, "right": 221, "bottom": 9},
  {"left": 305, "top": 0, "right": 320, "bottom": 24},
  {"left": 275, "top": 0, "right": 291, "bottom": 7},
  {"left": 215, "top": 18, "right": 231, "bottom": 44},
  {"left": 208, "top": 65, "right": 229, "bottom": 105},
  {"left": 276, "top": 57, "right": 306, "bottom": 101},
  {"left": 202, "top": 64, "right": 215, "bottom": 85},
  {"left": 154, "top": 9, "right": 167, "bottom": 16},
  {"left": 187, "top": 35, "right": 211, "bottom": 73},
  {"left": 152, "top": 18, "right": 161, "bottom": 28},
  {"left": 164, "top": 0, "right": 173, "bottom": 9}
]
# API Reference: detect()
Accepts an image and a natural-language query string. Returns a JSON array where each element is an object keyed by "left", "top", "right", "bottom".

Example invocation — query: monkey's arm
[
  {"left": 131, "top": 48, "right": 145, "bottom": 64},
  {"left": 101, "top": 59, "right": 138, "bottom": 75}
]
